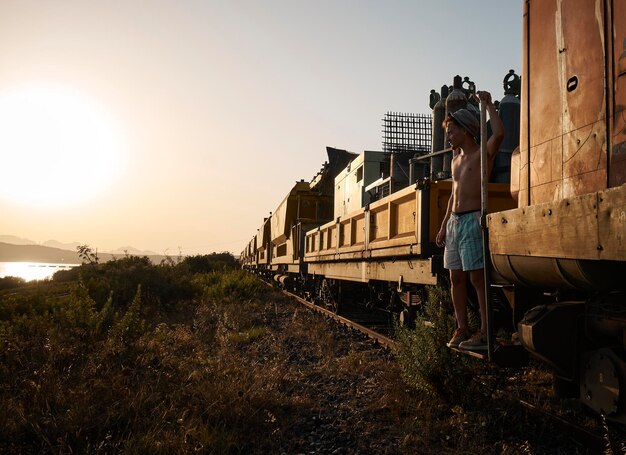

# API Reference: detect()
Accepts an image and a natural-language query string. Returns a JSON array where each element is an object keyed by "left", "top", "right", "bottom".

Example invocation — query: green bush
[
  {"left": 0, "top": 276, "right": 26, "bottom": 291},
  {"left": 395, "top": 286, "right": 481, "bottom": 406},
  {"left": 52, "top": 252, "right": 239, "bottom": 310},
  {"left": 180, "top": 252, "right": 238, "bottom": 273},
  {"left": 193, "top": 270, "right": 267, "bottom": 302},
  {"left": 0, "top": 286, "right": 59, "bottom": 322},
  {"left": 54, "top": 256, "right": 195, "bottom": 310}
]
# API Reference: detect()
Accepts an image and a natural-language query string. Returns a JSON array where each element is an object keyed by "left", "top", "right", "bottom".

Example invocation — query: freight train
[{"left": 241, "top": 0, "right": 626, "bottom": 422}]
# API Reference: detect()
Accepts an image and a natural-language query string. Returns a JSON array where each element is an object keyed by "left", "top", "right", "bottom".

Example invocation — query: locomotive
[{"left": 241, "top": 0, "right": 626, "bottom": 423}]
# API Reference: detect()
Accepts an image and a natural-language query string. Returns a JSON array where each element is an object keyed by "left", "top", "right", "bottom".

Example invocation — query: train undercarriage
[{"left": 519, "top": 290, "right": 626, "bottom": 422}]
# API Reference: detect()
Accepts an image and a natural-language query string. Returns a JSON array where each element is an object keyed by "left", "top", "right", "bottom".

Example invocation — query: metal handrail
[
  {"left": 411, "top": 147, "right": 453, "bottom": 161},
  {"left": 480, "top": 101, "right": 494, "bottom": 361}
]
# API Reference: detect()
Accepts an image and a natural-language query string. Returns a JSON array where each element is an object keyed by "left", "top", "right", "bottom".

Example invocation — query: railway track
[
  {"left": 281, "top": 288, "right": 398, "bottom": 351},
  {"left": 277, "top": 284, "right": 619, "bottom": 451},
  {"left": 517, "top": 399, "right": 613, "bottom": 452}
]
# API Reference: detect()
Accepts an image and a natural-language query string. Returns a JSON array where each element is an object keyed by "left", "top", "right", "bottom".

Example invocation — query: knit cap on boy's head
[{"left": 450, "top": 109, "right": 480, "bottom": 142}]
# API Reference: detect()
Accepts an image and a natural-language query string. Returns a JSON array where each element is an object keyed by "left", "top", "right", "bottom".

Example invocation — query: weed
[
  {"left": 193, "top": 269, "right": 268, "bottom": 302},
  {"left": 110, "top": 285, "right": 145, "bottom": 342},
  {"left": 396, "top": 293, "right": 480, "bottom": 407},
  {"left": 228, "top": 326, "right": 272, "bottom": 344}
]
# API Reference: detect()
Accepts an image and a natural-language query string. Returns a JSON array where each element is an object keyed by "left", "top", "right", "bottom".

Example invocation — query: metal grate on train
[{"left": 381, "top": 112, "right": 432, "bottom": 154}]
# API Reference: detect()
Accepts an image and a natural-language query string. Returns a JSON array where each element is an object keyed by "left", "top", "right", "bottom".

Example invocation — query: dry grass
[{"left": 1, "top": 264, "right": 623, "bottom": 454}]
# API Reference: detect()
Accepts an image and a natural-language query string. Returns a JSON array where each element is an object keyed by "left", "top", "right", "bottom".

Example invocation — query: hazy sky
[{"left": 0, "top": 1, "right": 522, "bottom": 255}]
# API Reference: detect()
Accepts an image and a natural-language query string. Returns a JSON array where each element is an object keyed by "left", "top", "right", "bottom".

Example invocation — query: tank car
[{"left": 487, "top": 0, "right": 626, "bottom": 422}]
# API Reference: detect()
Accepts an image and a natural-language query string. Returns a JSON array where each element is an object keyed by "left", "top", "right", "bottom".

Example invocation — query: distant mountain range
[
  {"left": 106, "top": 246, "right": 159, "bottom": 256},
  {"left": 0, "top": 236, "right": 163, "bottom": 263},
  {"left": 0, "top": 235, "right": 39, "bottom": 246}
]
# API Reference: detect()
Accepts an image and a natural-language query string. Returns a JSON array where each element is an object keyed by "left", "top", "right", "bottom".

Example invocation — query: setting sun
[{"left": 0, "top": 84, "right": 126, "bottom": 208}]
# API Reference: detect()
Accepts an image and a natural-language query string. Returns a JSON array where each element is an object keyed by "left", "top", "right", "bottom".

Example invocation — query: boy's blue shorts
[{"left": 443, "top": 211, "right": 484, "bottom": 271}]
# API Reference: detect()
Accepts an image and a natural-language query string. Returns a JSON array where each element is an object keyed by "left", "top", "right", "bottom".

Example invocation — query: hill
[{"left": 0, "top": 242, "right": 167, "bottom": 264}]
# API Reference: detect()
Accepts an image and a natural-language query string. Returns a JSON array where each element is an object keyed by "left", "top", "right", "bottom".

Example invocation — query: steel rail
[
  {"left": 281, "top": 288, "right": 398, "bottom": 351},
  {"left": 517, "top": 399, "right": 608, "bottom": 452}
]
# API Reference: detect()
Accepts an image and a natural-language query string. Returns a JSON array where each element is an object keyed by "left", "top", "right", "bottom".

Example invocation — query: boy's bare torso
[{"left": 451, "top": 145, "right": 484, "bottom": 213}]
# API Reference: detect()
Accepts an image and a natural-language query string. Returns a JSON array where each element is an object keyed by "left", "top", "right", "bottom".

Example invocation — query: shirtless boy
[{"left": 435, "top": 91, "right": 504, "bottom": 350}]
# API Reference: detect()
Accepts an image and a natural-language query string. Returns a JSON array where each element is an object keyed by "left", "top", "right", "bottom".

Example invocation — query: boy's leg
[
  {"left": 450, "top": 268, "right": 468, "bottom": 332},
  {"left": 469, "top": 268, "right": 487, "bottom": 334}
]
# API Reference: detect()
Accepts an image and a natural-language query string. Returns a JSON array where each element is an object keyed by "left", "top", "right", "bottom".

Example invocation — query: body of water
[{"left": 0, "top": 262, "right": 80, "bottom": 282}]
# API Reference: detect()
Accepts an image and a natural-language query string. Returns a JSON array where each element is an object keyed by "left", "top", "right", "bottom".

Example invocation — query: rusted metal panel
[
  {"left": 524, "top": 0, "right": 609, "bottom": 204},
  {"left": 529, "top": 137, "right": 562, "bottom": 197},
  {"left": 518, "top": 0, "right": 531, "bottom": 207},
  {"left": 488, "top": 192, "right": 600, "bottom": 260},
  {"left": 528, "top": 0, "right": 562, "bottom": 149},
  {"left": 610, "top": 0, "right": 626, "bottom": 186},
  {"left": 527, "top": 180, "right": 561, "bottom": 214},
  {"left": 597, "top": 184, "right": 626, "bottom": 259},
  {"left": 510, "top": 147, "right": 521, "bottom": 203},
  {"left": 490, "top": 184, "right": 626, "bottom": 261},
  {"left": 562, "top": 168, "right": 607, "bottom": 201},
  {"left": 561, "top": 0, "right": 607, "bottom": 196},
  {"left": 561, "top": 0, "right": 606, "bottom": 132},
  {"left": 561, "top": 120, "right": 608, "bottom": 199},
  {"left": 525, "top": 0, "right": 564, "bottom": 204}
]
